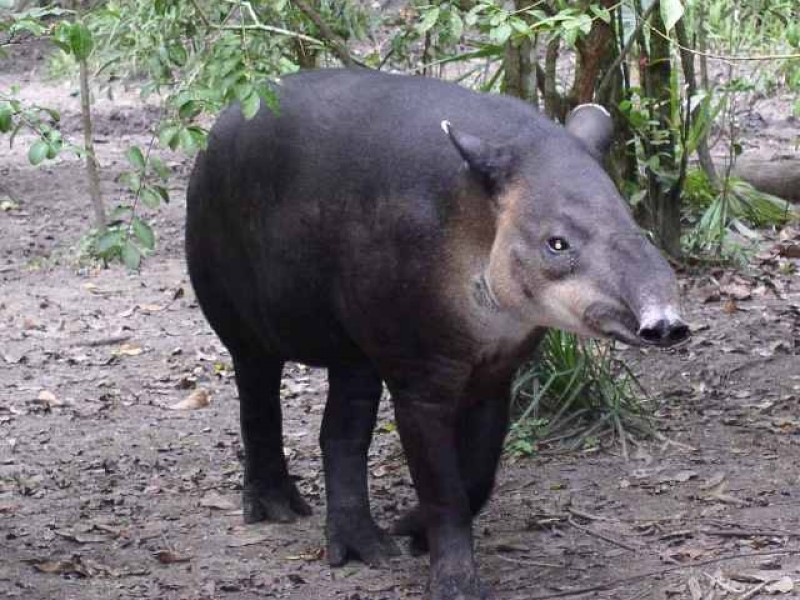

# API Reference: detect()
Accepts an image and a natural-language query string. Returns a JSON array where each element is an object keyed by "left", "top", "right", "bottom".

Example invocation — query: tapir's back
[{"left": 194, "top": 69, "right": 555, "bottom": 207}]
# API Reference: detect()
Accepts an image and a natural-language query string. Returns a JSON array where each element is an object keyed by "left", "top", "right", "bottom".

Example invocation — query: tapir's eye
[{"left": 547, "top": 237, "right": 570, "bottom": 253}]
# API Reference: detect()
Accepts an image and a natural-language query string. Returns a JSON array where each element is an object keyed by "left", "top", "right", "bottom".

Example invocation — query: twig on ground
[
  {"left": 72, "top": 333, "right": 131, "bottom": 347},
  {"left": 567, "top": 507, "right": 610, "bottom": 522},
  {"left": 528, "top": 549, "right": 800, "bottom": 599},
  {"left": 495, "top": 555, "right": 567, "bottom": 569},
  {"left": 740, "top": 582, "right": 767, "bottom": 600},
  {"left": 702, "top": 528, "right": 800, "bottom": 539},
  {"left": 567, "top": 517, "right": 638, "bottom": 552}
]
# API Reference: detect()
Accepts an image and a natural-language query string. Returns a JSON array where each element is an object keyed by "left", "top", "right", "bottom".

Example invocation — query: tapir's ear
[
  {"left": 565, "top": 103, "right": 613, "bottom": 160},
  {"left": 441, "top": 120, "right": 516, "bottom": 192}
]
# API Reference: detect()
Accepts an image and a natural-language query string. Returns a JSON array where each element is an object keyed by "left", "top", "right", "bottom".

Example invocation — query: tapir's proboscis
[{"left": 186, "top": 69, "right": 689, "bottom": 600}]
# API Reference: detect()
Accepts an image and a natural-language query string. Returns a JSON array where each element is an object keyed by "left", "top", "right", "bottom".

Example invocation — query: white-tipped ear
[
  {"left": 442, "top": 121, "right": 517, "bottom": 193},
  {"left": 566, "top": 103, "right": 613, "bottom": 160}
]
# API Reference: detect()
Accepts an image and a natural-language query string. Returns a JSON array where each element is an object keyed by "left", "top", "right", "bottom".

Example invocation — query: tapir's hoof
[
  {"left": 392, "top": 506, "right": 428, "bottom": 555},
  {"left": 242, "top": 482, "right": 312, "bottom": 524},
  {"left": 428, "top": 573, "right": 491, "bottom": 600},
  {"left": 326, "top": 511, "right": 400, "bottom": 567}
]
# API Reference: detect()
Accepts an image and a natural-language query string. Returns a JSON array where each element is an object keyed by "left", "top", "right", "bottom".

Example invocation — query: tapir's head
[{"left": 443, "top": 105, "right": 689, "bottom": 347}]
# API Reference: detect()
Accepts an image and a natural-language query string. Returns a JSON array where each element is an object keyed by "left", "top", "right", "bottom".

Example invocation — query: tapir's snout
[{"left": 637, "top": 314, "right": 690, "bottom": 346}]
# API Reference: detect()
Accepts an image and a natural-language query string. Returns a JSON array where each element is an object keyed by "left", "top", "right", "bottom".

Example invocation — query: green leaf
[
  {"left": 120, "top": 171, "right": 142, "bottom": 193},
  {"left": 0, "top": 105, "right": 12, "bottom": 133},
  {"left": 45, "top": 139, "right": 60, "bottom": 159},
  {"left": 590, "top": 5, "right": 612, "bottom": 24},
  {"left": 28, "top": 140, "right": 49, "bottom": 166},
  {"left": 234, "top": 82, "right": 253, "bottom": 102},
  {"left": 95, "top": 229, "right": 123, "bottom": 255},
  {"left": 417, "top": 7, "right": 440, "bottom": 34},
  {"left": 132, "top": 217, "right": 155, "bottom": 251},
  {"left": 140, "top": 186, "right": 161, "bottom": 209},
  {"left": 178, "top": 100, "right": 200, "bottom": 120},
  {"left": 153, "top": 184, "right": 170, "bottom": 204},
  {"left": 122, "top": 240, "right": 141, "bottom": 271},
  {"left": 660, "top": 0, "right": 684, "bottom": 32},
  {"left": 449, "top": 11, "right": 463, "bottom": 39},
  {"left": 167, "top": 44, "right": 187, "bottom": 67},
  {"left": 510, "top": 17, "right": 531, "bottom": 36},
  {"left": 177, "top": 127, "right": 196, "bottom": 153},
  {"left": 159, "top": 124, "right": 180, "bottom": 150},
  {"left": 489, "top": 22, "right": 512, "bottom": 45},
  {"left": 68, "top": 22, "right": 94, "bottom": 60},
  {"left": 10, "top": 19, "right": 47, "bottom": 37},
  {"left": 240, "top": 92, "right": 261, "bottom": 120},
  {"left": 187, "top": 126, "right": 207, "bottom": 151},
  {"left": 150, "top": 157, "right": 171, "bottom": 181},
  {"left": 126, "top": 146, "right": 146, "bottom": 171},
  {"left": 787, "top": 23, "right": 799, "bottom": 48},
  {"left": 109, "top": 205, "right": 133, "bottom": 221}
]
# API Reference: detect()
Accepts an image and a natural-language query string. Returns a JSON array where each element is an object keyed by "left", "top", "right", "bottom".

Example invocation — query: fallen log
[{"left": 730, "top": 156, "right": 800, "bottom": 204}]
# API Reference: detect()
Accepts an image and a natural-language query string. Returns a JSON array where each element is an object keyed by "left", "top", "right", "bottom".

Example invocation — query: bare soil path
[{"left": 1, "top": 42, "right": 799, "bottom": 600}]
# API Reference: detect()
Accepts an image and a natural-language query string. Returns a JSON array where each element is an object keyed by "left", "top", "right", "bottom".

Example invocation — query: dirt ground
[{"left": 1, "top": 41, "right": 799, "bottom": 600}]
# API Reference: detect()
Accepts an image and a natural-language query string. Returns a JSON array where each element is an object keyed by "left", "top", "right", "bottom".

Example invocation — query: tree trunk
[
  {"left": 675, "top": 12, "right": 718, "bottom": 187},
  {"left": 78, "top": 51, "right": 105, "bottom": 231},
  {"left": 501, "top": 0, "right": 534, "bottom": 102},
  {"left": 543, "top": 37, "right": 562, "bottom": 120},
  {"left": 643, "top": 3, "right": 681, "bottom": 258},
  {"left": 568, "top": 0, "right": 616, "bottom": 107}
]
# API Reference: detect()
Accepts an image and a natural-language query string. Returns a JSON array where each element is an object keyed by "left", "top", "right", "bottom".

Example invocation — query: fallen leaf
[
  {"left": 36, "top": 390, "right": 62, "bottom": 407},
  {"left": 31, "top": 559, "right": 79, "bottom": 575},
  {"left": 153, "top": 549, "right": 191, "bottom": 564},
  {"left": 765, "top": 576, "right": 794, "bottom": 593},
  {"left": 27, "top": 555, "right": 113, "bottom": 578},
  {"left": 778, "top": 226, "right": 799, "bottom": 242},
  {"left": 116, "top": 343, "right": 143, "bottom": 357},
  {"left": 687, "top": 575, "right": 703, "bottom": 600},
  {"left": 723, "top": 299, "right": 738, "bottom": 314},
  {"left": 195, "top": 350, "right": 217, "bottom": 362},
  {"left": 698, "top": 285, "right": 721, "bottom": 303},
  {"left": 53, "top": 529, "right": 109, "bottom": 544},
  {"left": 169, "top": 388, "right": 210, "bottom": 410},
  {"left": 661, "top": 547, "right": 707, "bottom": 563},
  {"left": 138, "top": 303, "right": 164, "bottom": 313},
  {"left": 199, "top": 491, "right": 235, "bottom": 510},
  {"left": 700, "top": 472, "right": 727, "bottom": 490},
  {"left": 721, "top": 283, "right": 751, "bottom": 301},
  {"left": 658, "top": 470, "right": 697, "bottom": 484},
  {"left": 1, "top": 198, "right": 19, "bottom": 211},
  {"left": 22, "top": 317, "right": 40, "bottom": 330},
  {"left": 226, "top": 533, "right": 268, "bottom": 547},
  {"left": 285, "top": 548, "right": 324, "bottom": 561}
]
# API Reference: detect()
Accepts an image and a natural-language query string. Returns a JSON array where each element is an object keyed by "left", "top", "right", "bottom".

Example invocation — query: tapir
[{"left": 185, "top": 69, "right": 689, "bottom": 600}]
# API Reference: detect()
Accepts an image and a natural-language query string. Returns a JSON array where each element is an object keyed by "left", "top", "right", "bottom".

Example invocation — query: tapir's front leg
[{"left": 392, "top": 374, "right": 489, "bottom": 600}]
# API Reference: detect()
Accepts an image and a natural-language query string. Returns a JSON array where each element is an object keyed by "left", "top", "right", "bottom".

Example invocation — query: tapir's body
[{"left": 187, "top": 69, "right": 688, "bottom": 600}]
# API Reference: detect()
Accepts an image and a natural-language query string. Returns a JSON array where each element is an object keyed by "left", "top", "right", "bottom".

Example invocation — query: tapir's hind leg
[
  {"left": 321, "top": 363, "right": 399, "bottom": 566},
  {"left": 234, "top": 354, "right": 312, "bottom": 523}
]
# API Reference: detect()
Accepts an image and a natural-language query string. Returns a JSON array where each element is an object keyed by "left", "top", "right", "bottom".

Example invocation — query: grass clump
[
  {"left": 682, "top": 168, "right": 799, "bottom": 263},
  {"left": 508, "top": 330, "right": 650, "bottom": 459}
]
